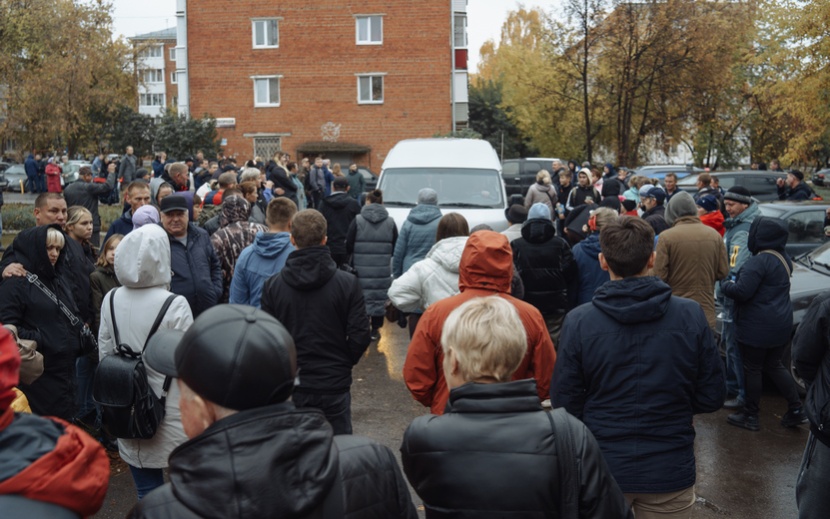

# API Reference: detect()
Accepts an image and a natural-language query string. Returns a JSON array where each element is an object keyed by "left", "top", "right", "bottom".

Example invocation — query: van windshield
[{"left": 380, "top": 168, "right": 504, "bottom": 208}]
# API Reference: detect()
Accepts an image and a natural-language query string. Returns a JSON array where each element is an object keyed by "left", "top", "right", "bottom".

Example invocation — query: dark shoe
[
  {"left": 723, "top": 397, "right": 745, "bottom": 410},
  {"left": 370, "top": 329, "right": 381, "bottom": 341},
  {"left": 781, "top": 407, "right": 809, "bottom": 428},
  {"left": 727, "top": 411, "right": 760, "bottom": 432}
]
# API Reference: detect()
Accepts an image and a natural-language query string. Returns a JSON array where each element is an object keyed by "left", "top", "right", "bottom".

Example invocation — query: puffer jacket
[
  {"left": 511, "top": 218, "right": 577, "bottom": 315},
  {"left": 523, "top": 182, "right": 557, "bottom": 212},
  {"left": 401, "top": 380, "right": 632, "bottom": 519},
  {"left": 347, "top": 203, "right": 398, "bottom": 316},
  {"left": 793, "top": 292, "right": 830, "bottom": 447},
  {"left": 551, "top": 276, "right": 725, "bottom": 494},
  {"left": 724, "top": 202, "right": 759, "bottom": 277},
  {"left": 392, "top": 204, "right": 443, "bottom": 278},
  {"left": 388, "top": 236, "right": 467, "bottom": 313},
  {"left": 642, "top": 205, "right": 669, "bottom": 235},
  {"left": 721, "top": 216, "right": 792, "bottom": 348},
  {"left": 404, "top": 231, "right": 556, "bottom": 414},
  {"left": 210, "top": 197, "right": 267, "bottom": 303},
  {"left": 229, "top": 231, "right": 294, "bottom": 308},
  {"left": 99, "top": 225, "right": 194, "bottom": 469},
  {"left": 319, "top": 192, "right": 361, "bottom": 256},
  {"left": 168, "top": 223, "right": 223, "bottom": 317},
  {"left": 571, "top": 233, "right": 608, "bottom": 306},
  {"left": 128, "top": 403, "right": 416, "bottom": 519},
  {"left": 653, "top": 214, "right": 729, "bottom": 330},
  {"left": 260, "top": 246, "right": 371, "bottom": 394},
  {"left": 0, "top": 226, "right": 82, "bottom": 420}
]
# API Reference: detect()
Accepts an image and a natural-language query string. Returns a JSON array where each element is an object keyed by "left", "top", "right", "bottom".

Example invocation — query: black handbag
[{"left": 93, "top": 290, "right": 177, "bottom": 439}]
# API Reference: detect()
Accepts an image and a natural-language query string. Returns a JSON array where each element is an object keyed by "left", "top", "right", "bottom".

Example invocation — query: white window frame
[
  {"left": 142, "top": 69, "right": 163, "bottom": 83},
  {"left": 171, "top": 71, "right": 178, "bottom": 84},
  {"left": 251, "top": 75, "right": 282, "bottom": 107},
  {"left": 251, "top": 18, "right": 281, "bottom": 49},
  {"left": 139, "top": 93, "right": 164, "bottom": 107},
  {"left": 355, "top": 15, "right": 384, "bottom": 45},
  {"left": 139, "top": 45, "right": 162, "bottom": 59},
  {"left": 453, "top": 13, "right": 467, "bottom": 48},
  {"left": 356, "top": 73, "right": 385, "bottom": 104},
  {"left": 169, "top": 47, "right": 177, "bottom": 61}
]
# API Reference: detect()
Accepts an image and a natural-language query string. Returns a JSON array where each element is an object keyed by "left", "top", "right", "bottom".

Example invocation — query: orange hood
[{"left": 458, "top": 231, "right": 513, "bottom": 294}]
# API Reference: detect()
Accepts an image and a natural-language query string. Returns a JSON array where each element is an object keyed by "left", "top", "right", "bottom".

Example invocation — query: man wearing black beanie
[{"left": 777, "top": 170, "right": 815, "bottom": 201}]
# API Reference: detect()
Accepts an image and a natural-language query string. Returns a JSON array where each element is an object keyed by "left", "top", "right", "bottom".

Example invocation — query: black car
[
  {"left": 501, "top": 158, "right": 562, "bottom": 198},
  {"left": 678, "top": 171, "right": 786, "bottom": 201},
  {"left": 759, "top": 201, "right": 830, "bottom": 257}
]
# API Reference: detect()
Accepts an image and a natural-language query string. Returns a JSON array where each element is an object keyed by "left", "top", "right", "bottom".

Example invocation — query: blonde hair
[
  {"left": 441, "top": 296, "right": 527, "bottom": 383},
  {"left": 536, "top": 170, "right": 552, "bottom": 185},
  {"left": 97, "top": 234, "right": 123, "bottom": 267},
  {"left": 46, "top": 227, "right": 65, "bottom": 249},
  {"left": 66, "top": 206, "right": 92, "bottom": 234}
]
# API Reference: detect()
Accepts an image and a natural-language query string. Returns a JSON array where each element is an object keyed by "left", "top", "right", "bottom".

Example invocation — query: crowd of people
[{"left": 0, "top": 147, "right": 826, "bottom": 519}]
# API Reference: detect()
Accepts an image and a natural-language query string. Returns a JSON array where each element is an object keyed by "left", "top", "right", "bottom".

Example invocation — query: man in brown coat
[{"left": 653, "top": 191, "right": 728, "bottom": 329}]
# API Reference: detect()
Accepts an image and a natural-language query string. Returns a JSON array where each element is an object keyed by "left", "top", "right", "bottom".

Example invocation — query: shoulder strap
[
  {"left": 109, "top": 288, "right": 121, "bottom": 347},
  {"left": 549, "top": 408, "right": 578, "bottom": 519},
  {"left": 760, "top": 250, "right": 791, "bottom": 277},
  {"left": 142, "top": 295, "right": 179, "bottom": 352}
]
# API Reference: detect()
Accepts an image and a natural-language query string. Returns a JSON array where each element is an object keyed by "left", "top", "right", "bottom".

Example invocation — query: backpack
[{"left": 92, "top": 290, "right": 178, "bottom": 439}]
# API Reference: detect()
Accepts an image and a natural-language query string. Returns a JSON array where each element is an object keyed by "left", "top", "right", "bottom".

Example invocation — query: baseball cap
[
  {"left": 644, "top": 186, "right": 666, "bottom": 204},
  {"left": 144, "top": 305, "right": 298, "bottom": 411},
  {"left": 159, "top": 195, "right": 188, "bottom": 214}
]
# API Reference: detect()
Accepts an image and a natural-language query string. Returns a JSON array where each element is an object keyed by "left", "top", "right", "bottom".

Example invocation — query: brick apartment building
[
  {"left": 130, "top": 28, "right": 180, "bottom": 118},
  {"left": 174, "top": 0, "right": 469, "bottom": 170}
]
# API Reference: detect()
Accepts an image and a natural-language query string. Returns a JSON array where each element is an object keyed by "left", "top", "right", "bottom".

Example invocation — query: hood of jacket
[
  {"left": 724, "top": 201, "right": 759, "bottom": 229},
  {"left": 220, "top": 195, "right": 250, "bottom": 226},
  {"left": 347, "top": 169, "right": 360, "bottom": 177},
  {"left": 253, "top": 231, "right": 293, "bottom": 260},
  {"left": 578, "top": 233, "right": 602, "bottom": 258},
  {"left": 360, "top": 203, "right": 389, "bottom": 224},
  {"left": 426, "top": 236, "right": 467, "bottom": 274},
  {"left": 167, "top": 403, "right": 337, "bottom": 518},
  {"left": 324, "top": 191, "right": 353, "bottom": 210},
  {"left": 280, "top": 246, "right": 337, "bottom": 291},
  {"left": 114, "top": 224, "right": 171, "bottom": 288},
  {"left": 748, "top": 216, "right": 788, "bottom": 254},
  {"left": 592, "top": 276, "right": 672, "bottom": 324},
  {"left": 458, "top": 231, "right": 512, "bottom": 294},
  {"left": 664, "top": 191, "right": 698, "bottom": 226},
  {"left": 14, "top": 225, "right": 67, "bottom": 281},
  {"left": 407, "top": 204, "right": 442, "bottom": 225},
  {"left": 520, "top": 218, "right": 556, "bottom": 244}
]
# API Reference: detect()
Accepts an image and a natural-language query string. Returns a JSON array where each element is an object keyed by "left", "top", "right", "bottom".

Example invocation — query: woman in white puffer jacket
[
  {"left": 388, "top": 213, "right": 469, "bottom": 313},
  {"left": 98, "top": 224, "right": 194, "bottom": 500}
]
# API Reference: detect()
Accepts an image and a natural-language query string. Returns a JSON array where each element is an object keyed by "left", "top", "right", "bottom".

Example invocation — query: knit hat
[
  {"left": 505, "top": 204, "right": 528, "bottom": 224},
  {"left": 724, "top": 186, "right": 752, "bottom": 204},
  {"left": 790, "top": 170, "right": 804, "bottom": 181},
  {"left": 664, "top": 191, "right": 697, "bottom": 226},
  {"left": 132, "top": 205, "right": 160, "bottom": 230},
  {"left": 599, "top": 195, "right": 621, "bottom": 213},
  {"left": 417, "top": 188, "right": 438, "bottom": 205},
  {"left": 528, "top": 202, "right": 552, "bottom": 221},
  {"left": 696, "top": 195, "right": 719, "bottom": 213},
  {"left": 622, "top": 199, "right": 638, "bottom": 212}
]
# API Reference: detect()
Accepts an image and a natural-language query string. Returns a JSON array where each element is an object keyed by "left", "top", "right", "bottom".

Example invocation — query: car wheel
[{"left": 782, "top": 340, "right": 807, "bottom": 397}]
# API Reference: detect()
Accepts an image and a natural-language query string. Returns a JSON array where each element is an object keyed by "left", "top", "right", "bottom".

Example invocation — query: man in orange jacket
[{"left": 403, "top": 230, "right": 556, "bottom": 414}]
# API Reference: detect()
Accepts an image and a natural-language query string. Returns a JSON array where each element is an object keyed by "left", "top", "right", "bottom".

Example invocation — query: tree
[
  {"left": 0, "top": 0, "right": 136, "bottom": 156},
  {"left": 154, "top": 110, "right": 221, "bottom": 159},
  {"left": 468, "top": 79, "right": 538, "bottom": 160},
  {"left": 107, "top": 105, "right": 156, "bottom": 158}
]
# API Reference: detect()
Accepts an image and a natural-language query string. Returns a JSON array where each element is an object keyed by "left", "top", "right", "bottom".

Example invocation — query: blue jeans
[
  {"left": 292, "top": 391, "right": 352, "bottom": 435},
  {"left": 797, "top": 433, "right": 830, "bottom": 518},
  {"left": 721, "top": 300, "right": 745, "bottom": 401},
  {"left": 74, "top": 356, "right": 98, "bottom": 424},
  {"left": 128, "top": 465, "right": 164, "bottom": 500}
]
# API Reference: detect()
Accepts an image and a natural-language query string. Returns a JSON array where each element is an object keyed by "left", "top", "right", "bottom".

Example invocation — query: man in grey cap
[
  {"left": 392, "top": 187, "right": 442, "bottom": 336},
  {"left": 130, "top": 305, "right": 416, "bottom": 519}
]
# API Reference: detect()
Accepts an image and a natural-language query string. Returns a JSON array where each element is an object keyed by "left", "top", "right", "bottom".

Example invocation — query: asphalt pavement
[{"left": 92, "top": 320, "right": 808, "bottom": 518}]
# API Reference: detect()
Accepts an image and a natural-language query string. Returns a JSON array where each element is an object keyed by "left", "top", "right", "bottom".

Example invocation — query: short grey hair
[{"left": 239, "top": 168, "right": 262, "bottom": 183}]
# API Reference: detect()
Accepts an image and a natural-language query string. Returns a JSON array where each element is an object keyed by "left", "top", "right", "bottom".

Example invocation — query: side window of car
[
  {"left": 525, "top": 162, "right": 543, "bottom": 176},
  {"left": 743, "top": 175, "right": 779, "bottom": 196},
  {"left": 786, "top": 211, "right": 826, "bottom": 244},
  {"left": 502, "top": 161, "right": 520, "bottom": 179}
]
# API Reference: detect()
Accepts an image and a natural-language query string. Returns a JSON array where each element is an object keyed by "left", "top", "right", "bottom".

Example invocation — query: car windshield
[
  {"left": 678, "top": 174, "right": 699, "bottom": 186},
  {"left": 804, "top": 242, "right": 830, "bottom": 268},
  {"left": 758, "top": 205, "right": 786, "bottom": 218},
  {"left": 380, "top": 168, "right": 504, "bottom": 208}
]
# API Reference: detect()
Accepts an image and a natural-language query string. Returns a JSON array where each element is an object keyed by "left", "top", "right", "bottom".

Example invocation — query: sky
[{"left": 109, "top": 0, "right": 556, "bottom": 73}]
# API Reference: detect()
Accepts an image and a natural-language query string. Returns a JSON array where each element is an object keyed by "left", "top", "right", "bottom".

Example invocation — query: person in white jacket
[
  {"left": 388, "top": 213, "right": 469, "bottom": 313},
  {"left": 98, "top": 224, "right": 194, "bottom": 499}
]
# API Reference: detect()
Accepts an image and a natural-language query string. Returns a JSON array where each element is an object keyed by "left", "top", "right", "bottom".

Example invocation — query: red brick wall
[{"left": 187, "top": 0, "right": 453, "bottom": 170}]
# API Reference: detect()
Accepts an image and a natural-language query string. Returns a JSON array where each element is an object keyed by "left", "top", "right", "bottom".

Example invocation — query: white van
[{"left": 377, "top": 138, "right": 508, "bottom": 231}]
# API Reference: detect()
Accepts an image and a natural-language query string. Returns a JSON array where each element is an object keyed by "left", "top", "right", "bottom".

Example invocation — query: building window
[
  {"left": 357, "top": 74, "right": 384, "bottom": 104},
  {"left": 171, "top": 71, "right": 178, "bottom": 84},
  {"left": 453, "top": 14, "right": 467, "bottom": 48},
  {"left": 139, "top": 93, "right": 164, "bottom": 106},
  {"left": 253, "top": 136, "right": 282, "bottom": 160},
  {"left": 252, "top": 19, "right": 279, "bottom": 48},
  {"left": 141, "top": 69, "right": 163, "bottom": 83},
  {"left": 138, "top": 45, "right": 162, "bottom": 59},
  {"left": 169, "top": 47, "right": 177, "bottom": 61},
  {"left": 355, "top": 15, "right": 383, "bottom": 45},
  {"left": 252, "top": 76, "right": 281, "bottom": 107}
]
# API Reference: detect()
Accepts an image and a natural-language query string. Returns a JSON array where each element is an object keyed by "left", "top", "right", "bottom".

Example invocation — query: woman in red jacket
[{"left": 45, "top": 158, "right": 62, "bottom": 193}]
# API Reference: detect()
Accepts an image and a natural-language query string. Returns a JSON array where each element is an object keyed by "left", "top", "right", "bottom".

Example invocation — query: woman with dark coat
[
  {"left": 0, "top": 225, "right": 83, "bottom": 419},
  {"left": 572, "top": 207, "right": 617, "bottom": 306},
  {"left": 721, "top": 216, "right": 807, "bottom": 432}
]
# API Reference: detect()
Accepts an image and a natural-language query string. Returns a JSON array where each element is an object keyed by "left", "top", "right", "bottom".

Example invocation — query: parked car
[
  {"left": 678, "top": 171, "right": 786, "bottom": 201},
  {"left": 4, "top": 164, "right": 27, "bottom": 192},
  {"left": 813, "top": 168, "right": 830, "bottom": 187},
  {"left": 759, "top": 201, "right": 830, "bottom": 257},
  {"left": 634, "top": 164, "right": 701, "bottom": 181},
  {"left": 501, "top": 157, "right": 562, "bottom": 198},
  {"left": 357, "top": 166, "right": 378, "bottom": 192},
  {"left": 0, "top": 162, "right": 12, "bottom": 174},
  {"left": 61, "top": 161, "right": 91, "bottom": 185}
]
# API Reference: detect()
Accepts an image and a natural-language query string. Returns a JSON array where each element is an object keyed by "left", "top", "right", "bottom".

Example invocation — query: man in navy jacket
[{"left": 551, "top": 216, "right": 725, "bottom": 519}]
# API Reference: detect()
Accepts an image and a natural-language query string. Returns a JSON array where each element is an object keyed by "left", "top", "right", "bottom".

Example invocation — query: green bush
[{"left": 1, "top": 203, "right": 124, "bottom": 232}]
